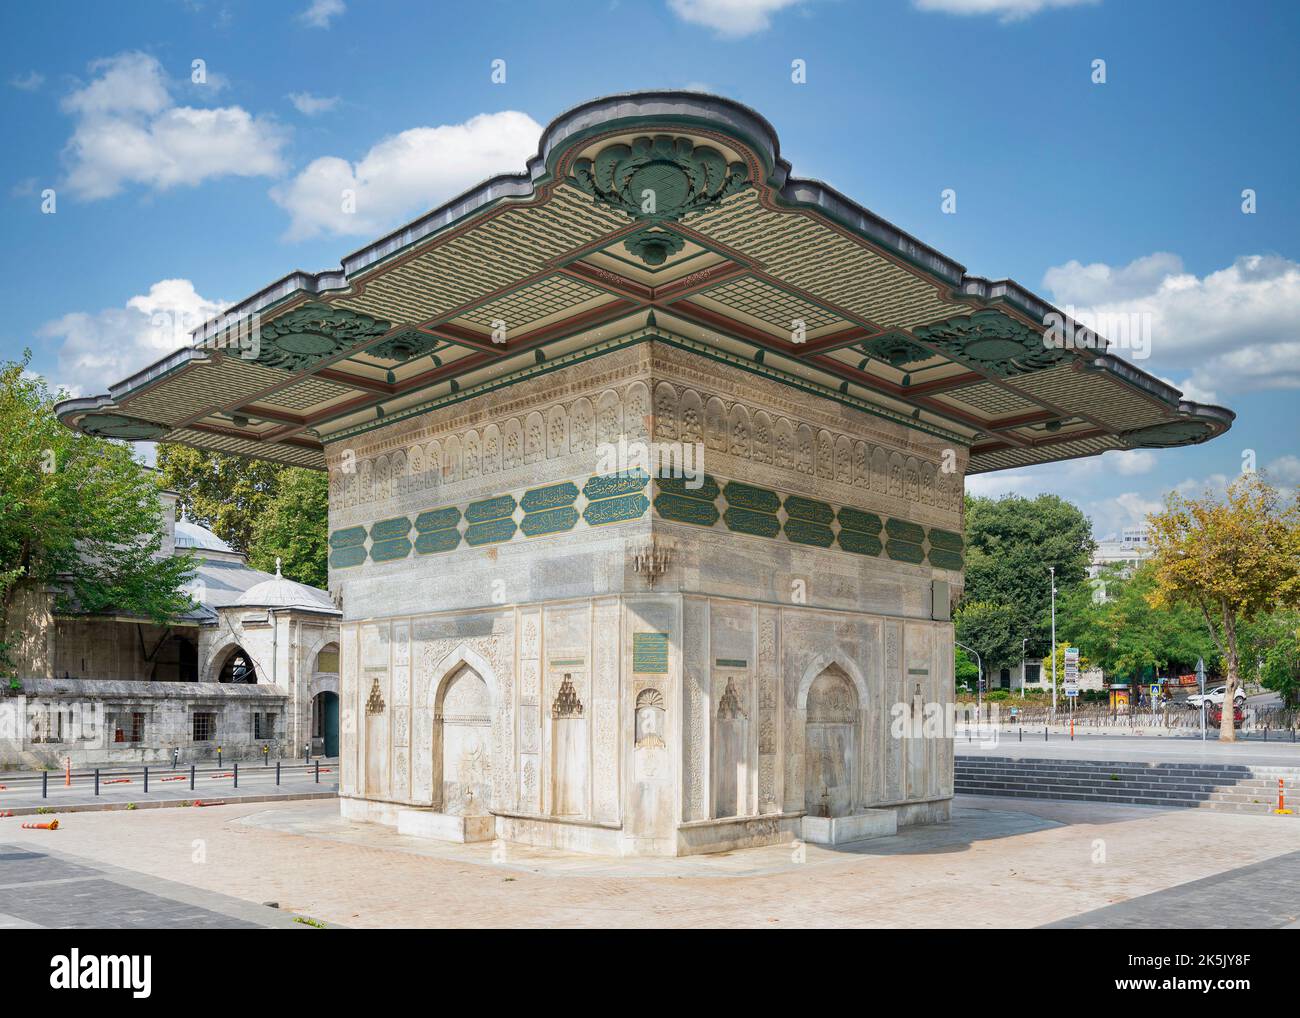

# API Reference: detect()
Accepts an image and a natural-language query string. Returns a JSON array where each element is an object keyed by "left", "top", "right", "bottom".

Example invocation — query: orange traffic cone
[
  {"left": 1274, "top": 778, "right": 1293, "bottom": 815},
  {"left": 21, "top": 820, "right": 59, "bottom": 830}
]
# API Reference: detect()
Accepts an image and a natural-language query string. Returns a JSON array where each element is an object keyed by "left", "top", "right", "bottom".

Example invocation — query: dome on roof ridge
[
  {"left": 235, "top": 568, "right": 338, "bottom": 612},
  {"left": 174, "top": 519, "right": 234, "bottom": 553}
]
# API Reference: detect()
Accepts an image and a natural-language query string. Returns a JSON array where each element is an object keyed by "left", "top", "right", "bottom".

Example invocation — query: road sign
[{"left": 1064, "top": 682, "right": 1080, "bottom": 697}]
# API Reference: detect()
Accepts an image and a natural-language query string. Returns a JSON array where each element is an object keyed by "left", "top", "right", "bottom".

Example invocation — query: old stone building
[
  {"left": 58, "top": 92, "right": 1232, "bottom": 853},
  {"left": 1, "top": 488, "right": 340, "bottom": 770}
]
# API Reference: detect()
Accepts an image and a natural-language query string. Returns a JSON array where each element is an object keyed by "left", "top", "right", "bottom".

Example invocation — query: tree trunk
[{"left": 1220, "top": 602, "right": 1238, "bottom": 743}]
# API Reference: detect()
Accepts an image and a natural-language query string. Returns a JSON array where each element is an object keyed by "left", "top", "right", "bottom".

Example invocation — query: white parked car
[{"left": 1186, "top": 685, "right": 1247, "bottom": 709}]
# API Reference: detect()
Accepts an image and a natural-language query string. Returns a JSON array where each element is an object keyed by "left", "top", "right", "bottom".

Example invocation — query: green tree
[
  {"left": 1147, "top": 473, "right": 1300, "bottom": 741},
  {"left": 157, "top": 444, "right": 328, "bottom": 585},
  {"left": 156, "top": 444, "right": 289, "bottom": 553},
  {"left": 954, "top": 600, "right": 1020, "bottom": 675},
  {"left": 962, "top": 493, "right": 1095, "bottom": 658},
  {"left": 1064, "top": 562, "right": 1216, "bottom": 681},
  {"left": 1243, "top": 613, "right": 1300, "bottom": 708},
  {"left": 247, "top": 469, "right": 330, "bottom": 588},
  {"left": 954, "top": 647, "right": 979, "bottom": 690},
  {"left": 0, "top": 354, "right": 195, "bottom": 674}
]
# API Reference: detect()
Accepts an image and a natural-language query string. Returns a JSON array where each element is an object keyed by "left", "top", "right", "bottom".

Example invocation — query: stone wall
[{"left": 328, "top": 338, "right": 960, "bottom": 855}]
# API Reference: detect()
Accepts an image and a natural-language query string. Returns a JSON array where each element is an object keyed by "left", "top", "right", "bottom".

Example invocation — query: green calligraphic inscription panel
[{"left": 632, "top": 632, "right": 669, "bottom": 673}]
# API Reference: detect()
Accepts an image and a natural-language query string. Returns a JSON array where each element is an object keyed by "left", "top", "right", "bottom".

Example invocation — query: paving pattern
[
  {"left": 0, "top": 845, "right": 305, "bottom": 929},
  {"left": 1046, "top": 849, "right": 1300, "bottom": 929},
  {"left": 2, "top": 794, "right": 1299, "bottom": 928}
]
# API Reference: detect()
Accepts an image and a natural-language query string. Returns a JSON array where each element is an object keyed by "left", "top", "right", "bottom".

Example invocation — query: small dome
[
  {"left": 236, "top": 562, "right": 337, "bottom": 612},
  {"left": 175, "top": 519, "right": 234, "bottom": 553}
]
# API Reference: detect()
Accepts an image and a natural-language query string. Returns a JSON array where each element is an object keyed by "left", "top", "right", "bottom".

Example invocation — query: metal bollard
[
  {"left": 233, "top": 762, "right": 238, "bottom": 789},
  {"left": 42, "top": 771, "right": 47, "bottom": 799},
  {"left": 144, "top": 766, "right": 149, "bottom": 794},
  {"left": 315, "top": 760, "right": 320, "bottom": 784},
  {"left": 276, "top": 761, "right": 281, "bottom": 787},
  {"left": 190, "top": 764, "right": 195, "bottom": 791},
  {"left": 1019, "top": 726, "right": 1023, "bottom": 743},
  {"left": 1044, "top": 726, "right": 1048, "bottom": 741},
  {"left": 94, "top": 768, "right": 100, "bottom": 796}
]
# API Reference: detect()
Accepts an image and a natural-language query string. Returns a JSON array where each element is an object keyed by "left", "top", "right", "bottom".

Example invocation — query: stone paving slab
[
  {"left": 1046, "top": 849, "right": 1300, "bottom": 929},
  {"left": 0, "top": 842, "right": 317, "bottom": 929}
]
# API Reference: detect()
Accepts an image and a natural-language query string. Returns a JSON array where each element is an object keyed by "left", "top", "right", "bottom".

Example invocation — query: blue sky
[{"left": 3, "top": 0, "right": 1297, "bottom": 537}]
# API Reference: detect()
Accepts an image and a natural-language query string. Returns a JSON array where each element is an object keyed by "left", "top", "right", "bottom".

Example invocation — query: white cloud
[
  {"left": 270, "top": 110, "right": 542, "bottom": 241},
  {"left": 1107, "top": 449, "right": 1157, "bottom": 476},
  {"left": 39, "top": 279, "right": 226, "bottom": 397},
  {"left": 1042, "top": 252, "right": 1300, "bottom": 396},
  {"left": 59, "top": 52, "right": 287, "bottom": 200},
  {"left": 288, "top": 91, "right": 340, "bottom": 116},
  {"left": 667, "top": 0, "right": 806, "bottom": 37},
  {"left": 912, "top": 0, "right": 1098, "bottom": 21},
  {"left": 299, "top": 0, "right": 345, "bottom": 28},
  {"left": 10, "top": 70, "right": 44, "bottom": 91},
  {"left": 1263, "top": 455, "right": 1300, "bottom": 487}
]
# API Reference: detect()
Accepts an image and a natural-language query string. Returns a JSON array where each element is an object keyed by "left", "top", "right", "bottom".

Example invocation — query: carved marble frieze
[{"left": 326, "top": 356, "right": 964, "bottom": 534}]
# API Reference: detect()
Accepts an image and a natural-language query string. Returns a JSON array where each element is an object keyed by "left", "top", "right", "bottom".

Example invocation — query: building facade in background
[{"left": 1, "top": 489, "right": 340, "bottom": 770}]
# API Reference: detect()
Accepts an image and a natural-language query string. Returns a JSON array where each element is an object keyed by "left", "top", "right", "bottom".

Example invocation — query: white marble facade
[{"left": 330, "top": 338, "right": 961, "bottom": 855}]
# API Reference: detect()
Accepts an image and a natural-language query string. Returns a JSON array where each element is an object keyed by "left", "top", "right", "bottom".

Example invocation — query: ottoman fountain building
[{"left": 59, "top": 92, "right": 1232, "bottom": 855}]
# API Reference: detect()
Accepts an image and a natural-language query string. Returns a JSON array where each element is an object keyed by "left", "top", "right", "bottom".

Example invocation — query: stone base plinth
[
  {"left": 396, "top": 809, "right": 495, "bottom": 843},
  {"left": 800, "top": 808, "right": 897, "bottom": 846}
]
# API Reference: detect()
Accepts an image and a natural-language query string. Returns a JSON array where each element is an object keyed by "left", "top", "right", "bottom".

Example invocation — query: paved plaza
[{"left": 1, "top": 794, "right": 1297, "bottom": 928}]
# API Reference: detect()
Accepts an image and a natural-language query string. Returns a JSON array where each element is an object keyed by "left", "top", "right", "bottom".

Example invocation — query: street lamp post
[
  {"left": 1021, "top": 638, "right": 1028, "bottom": 699},
  {"left": 1049, "top": 565, "right": 1057, "bottom": 721},
  {"left": 956, "top": 640, "right": 983, "bottom": 726}
]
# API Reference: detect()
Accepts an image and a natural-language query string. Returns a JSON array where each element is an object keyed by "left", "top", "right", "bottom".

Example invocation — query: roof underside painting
[{"left": 57, "top": 91, "right": 1233, "bottom": 474}]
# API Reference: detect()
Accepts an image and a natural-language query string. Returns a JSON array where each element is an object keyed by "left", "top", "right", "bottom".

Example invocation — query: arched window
[{"left": 218, "top": 647, "right": 258, "bottom": 684}]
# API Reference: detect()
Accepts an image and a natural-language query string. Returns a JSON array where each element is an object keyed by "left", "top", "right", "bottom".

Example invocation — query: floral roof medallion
[
  {"left": 912, "top": 310, "right": 1066, "bottom": 377},
  {"left": 571, "top": 135, "right": 750, "bottom": 221},
  {"left": 78, "top": 413, "right": 167, "bottom": 441},
  {"left": 253, "top": 302, "right": 391, "bottom": 372},
  {"left": 367, "top": 328, "right": 441, "bottom": 363},
  {"left": 1123, "top": 420, "right": 1215, "bottom": 448},
  {"left": 858, "top": 331, "right": 934, "bottom": 369}
]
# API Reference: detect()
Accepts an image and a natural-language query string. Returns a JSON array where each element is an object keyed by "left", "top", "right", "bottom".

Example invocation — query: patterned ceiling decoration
[
  {"left": 624, "top": 227, "right": 687, "bottom": 266},
  {"left": 55, "top": 91, "right": 1232, "bottom": 474}
]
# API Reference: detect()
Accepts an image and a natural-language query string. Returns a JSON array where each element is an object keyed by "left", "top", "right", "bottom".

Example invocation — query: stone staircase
[{"left": 955, "top": 755, "right": 1300, "bottom": 816}]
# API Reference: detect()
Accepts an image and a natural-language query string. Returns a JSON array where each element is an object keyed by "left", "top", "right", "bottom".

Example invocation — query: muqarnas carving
[
  {"left": 365, "top": 677, "right": 386, "bottom": 715},
  {"left": 551, "top": 674, "right": 585, "bottom": 719}
]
